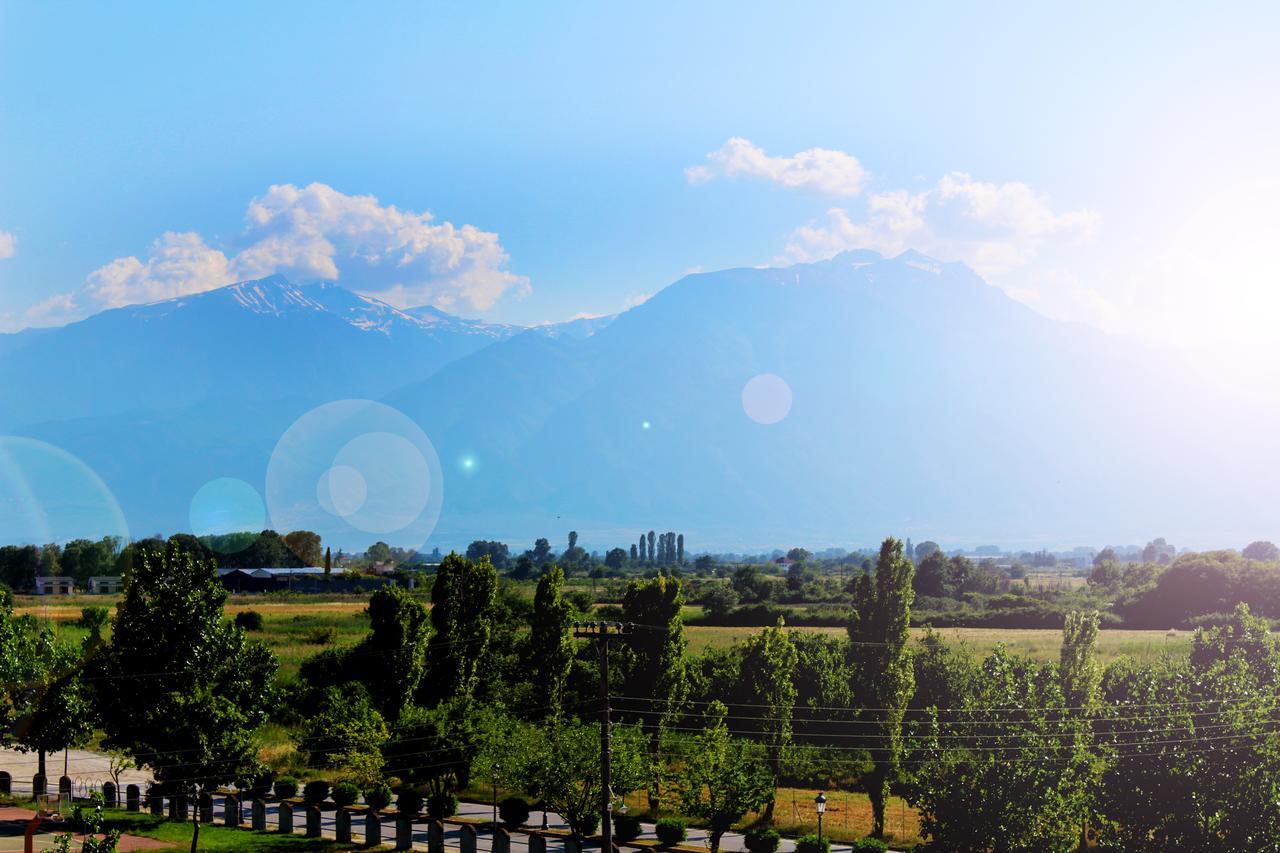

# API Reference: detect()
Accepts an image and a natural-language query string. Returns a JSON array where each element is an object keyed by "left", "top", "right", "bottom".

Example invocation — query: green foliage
[
  {"left": 274, "top": 777, "right": 299, "bottom": 799},
  {"left": 613, "top": 812, "right": 643, "bottom": 841},
  {"left": 10, "top": 626, "right": 96, "bottom": 764},
  {"left": 675, "top": 701, "right": 773, "bottom": 853},
  {"left": 1059, "top": 610, "right": 1101, "bottom": 711},
  {"left": 363, "top": 782, "right": 393, "bottom": 812},
  {"left": 848, "top": 840, "right": 888, "bottom": 853},
  {"left": 655, "top": 817, "right": 687, "bottom": 846},
  {"left": 529, "top": 564, "right": 575, "bottom": 716},
  {"left": 739, "top": 619, "right": 797, "bottom": 805},
  {"left": 355, "top": 585, "right": 430, "bottom": 719},
  {"left": 502, "top": 718, "right": 647, "bottom": 839},
  {"left": 498, "top": 796, "right": 531, "bottom": 827},
  {"left": 302, "top": 780, "right": 329, "bottom": 805},
  {"left": 330, "top": 782, "right": 360, "bottom": 808},
  {"left": 97, "top": 542, "right": 277, "bottom": 807},
  {"left": 426, "top": 791, "right": 458, "bottom": 818},
  {"left": 849, "top": 538, "right": 914, "bottom": 837},
  {"left": 396, "top": 787, "right": 425, "bottom": 815},
  {"left": 426, "top": 552, "right": 498, "bottom": 706},
  {"left": 743, "top": 828, "right": 780, "bottom": 853},
  {"left": 794, "top": 834, "right": 829, "bottom": 853},
  {"left": 384, "top": 700, "right": 495, "bottom": 797},
  {"left": 234, "top": 610, "right": 264, "bottom": 631}
]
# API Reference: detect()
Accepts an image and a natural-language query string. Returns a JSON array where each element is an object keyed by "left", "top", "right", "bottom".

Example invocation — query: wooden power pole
[{"left": 572, "top": 620, "right": 633, "bottom": 853}]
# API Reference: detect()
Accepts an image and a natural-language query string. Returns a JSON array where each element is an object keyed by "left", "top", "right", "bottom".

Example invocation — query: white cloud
[
  {"left": 71, "top": 183, "right": 528, "bottom": 316},
  {"left": 621, "top": 292, "right": 651, "bottom": 310},
  {"left": 0, "top": 231, "right": 15, "bottom": 260},
  {"left": 686, "top": 137, "right": 868, "bottom": 196},
  {"left": 784, "top": 172, "right": 1098, "bottom": 278}
]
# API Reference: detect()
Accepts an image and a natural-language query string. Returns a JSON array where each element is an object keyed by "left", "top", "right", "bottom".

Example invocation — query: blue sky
[{"left": 2, "top": 2, "right": 1279, "bottom": 370}]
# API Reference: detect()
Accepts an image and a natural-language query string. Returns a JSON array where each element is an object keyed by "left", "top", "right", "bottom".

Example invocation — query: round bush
[
  {"left": 656, "top": 817, "right": 687, "bottom": 847},
  {"left": 426, "top": 791, "right": 458, "bottom": 819},
  {"left": 303, "top": 780, "right": 330, "bottom": 805},
  {"left": 397, "top": 788, "right": 425, "bottom": 816},
  {"left": 849, "top": 840, "right": 888, "bottom": 853},
  {"left": 574, "top": 810, "right": 600, "bottom": 838},
  {"left": 364, "top": 783, "right": 393, "bottom": 812},
  {"left": 241, "top": 769, "right": 275, "bottom": 798},
  {"left": 613, "top": 812, "right": 643, "bottom": 842},
  {"left": 795, "top": 835, "right": 831, "bottom": 853},
  {"left": 331, "top": 782, "right": 360, "bottom": 808},
  {"left": 273, "top": 776, "right": 299, "bottom": 799},
  {"left": 499, "top": 796, "right": 531, "bottom": 828},
  {"left": 744, "top": 829, "right": 781, "bottom": 853},
  {"left": 234, "top": 610, "right": 264, "bottom": 631}
]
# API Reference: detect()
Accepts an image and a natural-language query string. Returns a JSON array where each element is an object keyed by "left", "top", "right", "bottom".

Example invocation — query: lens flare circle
[
  {"left": 0, "top": 435, "right": 129, "bottom": 547},
  {"left": 741, "top": 373, "right": 793, "bottom": 425},
  {"left": 267, "top": 400, "right": 443, "bottom": 550},
  {"left": 189, "top": 477, "right": 267, "bottom": 542}
]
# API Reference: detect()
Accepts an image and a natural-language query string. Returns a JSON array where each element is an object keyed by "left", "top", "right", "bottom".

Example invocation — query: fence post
[
  {"left": 461, "top": 823, "right": 478, "bottom": 853},
  {"left": 396, "top": 813, "right": 414, "bottom": 850},
  {"left": 126, "top": 784, "right": 140, "bottom": 812},
  {"left": 365, "top": 811, "right": 382, "bottom": 847},
  {"left": 429, "top": 820, "right": 445, "bottom": 853},
  {"left": 148, "top": 789, "right": 163, "bottom": 816},
  {"left": 335, "top": 808, "right": 352, "bottom": 844},
  {"left": 223, "top": 794, "right": 240, "bottom": 827},
  {"left": 306, "top": 807, "right": 322, "bottom": 838},
  {"left": 493, "top": 826, "right": 511, "bottom": 853},
  {"left": 252, "top": 799, "right": 267, "bottom": 831},
  {"left": 279, "top": 800, "right": 294, "bottom": 834},
  {"left": 102, "top": 781, "right": 117, "bottom": 807},
  {"left": 199, "top": 792, "right": 214, "bottom": 825},
  {"left": 565, "top": 835, "right": 582, "bottom": 853},
  {"left": 529, "top": 833, "right": 547, "bottom": 853}
]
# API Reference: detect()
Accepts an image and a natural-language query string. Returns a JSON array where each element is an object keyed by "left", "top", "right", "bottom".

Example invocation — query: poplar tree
[
  {"left": 850, "top": 537, "right": 915, "bottom": 837},
  {"left": 676, "top": 534, "right": 684, "bottom": 565},
  {"left": 739, "top": 618, "right": 798, "bottom": 818},
  {"left": 424, "top": 552, "right": 498, "bottom": 706},
  {"left": 529, "top": 564, "right": 575, "bottom": 716},
  {"left": 621, "top": 574, "right": 687, "bottom": 808},
  {"left": 647, "top": 531, "right": 656, "bottom": 565}
]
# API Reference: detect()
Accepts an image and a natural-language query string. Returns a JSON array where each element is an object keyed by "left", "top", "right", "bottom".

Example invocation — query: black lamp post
[
  {"left": 815, "top": 791, "right": 827, "bottom": 841},
  {"left": 491, "top": 763, "right": 501, "bottom": 833}
]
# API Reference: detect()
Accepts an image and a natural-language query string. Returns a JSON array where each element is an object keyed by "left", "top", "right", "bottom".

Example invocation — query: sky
[{"left": 2, "top": 2, "right": 1280, "bottom": 376}]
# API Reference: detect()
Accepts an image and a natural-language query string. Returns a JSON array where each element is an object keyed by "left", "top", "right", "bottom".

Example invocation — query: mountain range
[{"left": 2, "top": 252, "right": 1276, "bottom": 552}]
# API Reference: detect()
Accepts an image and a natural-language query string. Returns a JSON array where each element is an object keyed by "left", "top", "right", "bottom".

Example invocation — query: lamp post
[
  {"left": 491, "top": 763, "right": 501, "bottom": 833},
  {"left": 814, "top": 792, "right": 827, "bottom": 841}
]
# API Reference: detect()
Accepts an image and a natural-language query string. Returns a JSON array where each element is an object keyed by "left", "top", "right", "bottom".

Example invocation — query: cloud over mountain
[
  {"left": 55, "top": 183, "right": 528, "bottom": 324},
  {"left": 686, "top": 137, "right": 869, "bottom": 196}
]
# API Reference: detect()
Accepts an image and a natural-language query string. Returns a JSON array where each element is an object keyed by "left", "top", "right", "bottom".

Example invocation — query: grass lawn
[{"left": 100, "top": 810, "right": 349, "bottom": 851}]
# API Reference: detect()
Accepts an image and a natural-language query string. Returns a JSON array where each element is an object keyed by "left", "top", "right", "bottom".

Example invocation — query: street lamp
[
  {"left": 814, "top": 792, "right": 827, "bottom": 840},
  {"left": 491, "top": 763, "right": 501, "bottom": 833}
]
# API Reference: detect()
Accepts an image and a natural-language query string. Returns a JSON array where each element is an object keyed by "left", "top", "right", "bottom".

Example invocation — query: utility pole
[{"left": 573, "top": 620, "right": 633, "bottom": 853}]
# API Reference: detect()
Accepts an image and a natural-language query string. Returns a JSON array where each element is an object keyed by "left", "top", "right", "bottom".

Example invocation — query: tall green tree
[
  {"left": 677, "top": 702, "right": 773, "bottom": 853},
  {"left": 849, "top": 537, "right": 915, "bottom": 837},
  {"left": 97, "top": 543, "right": 276, "bottom": 853},
  {"left": 647, "top": 531, "right": 656, "bottom": 565},
  {"left": 621, "top": 573, "right": 687, "bottom": 809},
  {"left": 424, "top": 552, "right": 498, "bottom": 706},
  {"left": 283, "top": 530, "right": 323, "bottom": 566},
  {"left": 739, "top": 618, "right": 797, "bottom": 818},
  {"left": 353, "top": 585, "right": 430, "bottom": 719},
  {"left": 529, "top": 565, "right": 575, "bottom": 716},
  {"left": 12, "top": 628, "right": 95, "bottom": 782},
  {"left": 676, "top": 534, "right": 684, "bottom": 565}
]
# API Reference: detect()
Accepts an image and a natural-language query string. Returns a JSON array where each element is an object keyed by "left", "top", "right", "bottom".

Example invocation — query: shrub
[
  {"left": 235, "top": 610, "right": 264, "bottom": 631},
  {"left": 795, "top": 835, "right": 830, "bottom": 853},
  {"left": 331, "top": 782, "right": 360, "bottom": 808},
  {"left": 656, "top": 817, "right": 687, "bottom": 847},
  {"left": 397, "top": 788, "right": 425, "bottom": 816},
  {"left": 498, "top": 796, "right": 531, "bottom": 828},
  {"left": 363, "top": 783, "right": 393, "bottom": 812},
  {"left": 426, "top": 791, "right": 458, "bottom": 819},
  {"left": 849, "top": 840, "right": 888, "bottom": 853},
  {"left": 574, "top": 810, "right": 600, "bottom": 837},
  {"left": 78, "top": 606, "right": 110, "bottom": 633},
  {"left": 241, "top": 769, "right": 275, "bottom": 798},
  {"left": 273, "top": 776, "right": 299, "bottom": 799},
  {"left": 744, "top": 829, "right": 781, "bottom": 853},
  {"left": 302, "top": 780, "right": 330, "bottom": 805},
  {"left": 613, "top": 813, "right": 643, "bottom": 842},
  {"left": 307, "top": 626, "right": 338, "bottom": 645}
]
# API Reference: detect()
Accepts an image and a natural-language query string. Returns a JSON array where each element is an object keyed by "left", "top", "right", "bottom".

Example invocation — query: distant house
[
  {"left": 88, "top": 576, "right": 123, "bottom": 594},
  {"left": 34, "top": 576, "right": 75, "bottom": 595},
  {"left": 216, "top": 567, "right": 326, "bottom": 593}
]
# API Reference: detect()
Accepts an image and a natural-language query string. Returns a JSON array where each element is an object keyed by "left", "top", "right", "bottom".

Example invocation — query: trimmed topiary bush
[
  {"left": 849, "top": 840, "right": 888, "bottom": 853},
  {"left": 744, "top": 829, "right": 781, "bottom": 853},
  {"left": 499, "top": 796, "right": 531, "bottom": 828},
  {"left": 795, "top": 835, "right": 831, "bottom": 853},
  {"left": 273, "top": 776, "right": 298, "bottom": 799},
  {"left": 234, "top": 610, "right": 264, "bottom": 631},
  {"left": 364, "top": 783, "right": 393, "bottom": 812},
  {"left": 574, "top": 810, "right": 600, "bottom": 838},
  {"left": 426, "top": 791, "right": 458, "bottom": 819},
  {"left": 656, "top": 817, "right": 687, "bottom": 847},
  {"left": 303, "top": 780, "right": 330, "bottom": 805},
  {"left": 331, "top": 782, "right": 360, "bottom": 808},
  {"left": 397, "top": 788, "right": 425, "bottom": 816},
  {"left": 613, "top": 813, "right": 643, "bottom": 842}
]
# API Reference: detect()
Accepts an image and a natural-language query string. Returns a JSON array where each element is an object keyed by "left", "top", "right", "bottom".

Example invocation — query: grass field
[{"left": 683, "top": 624, "right": 1192, "bottom": 661}]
